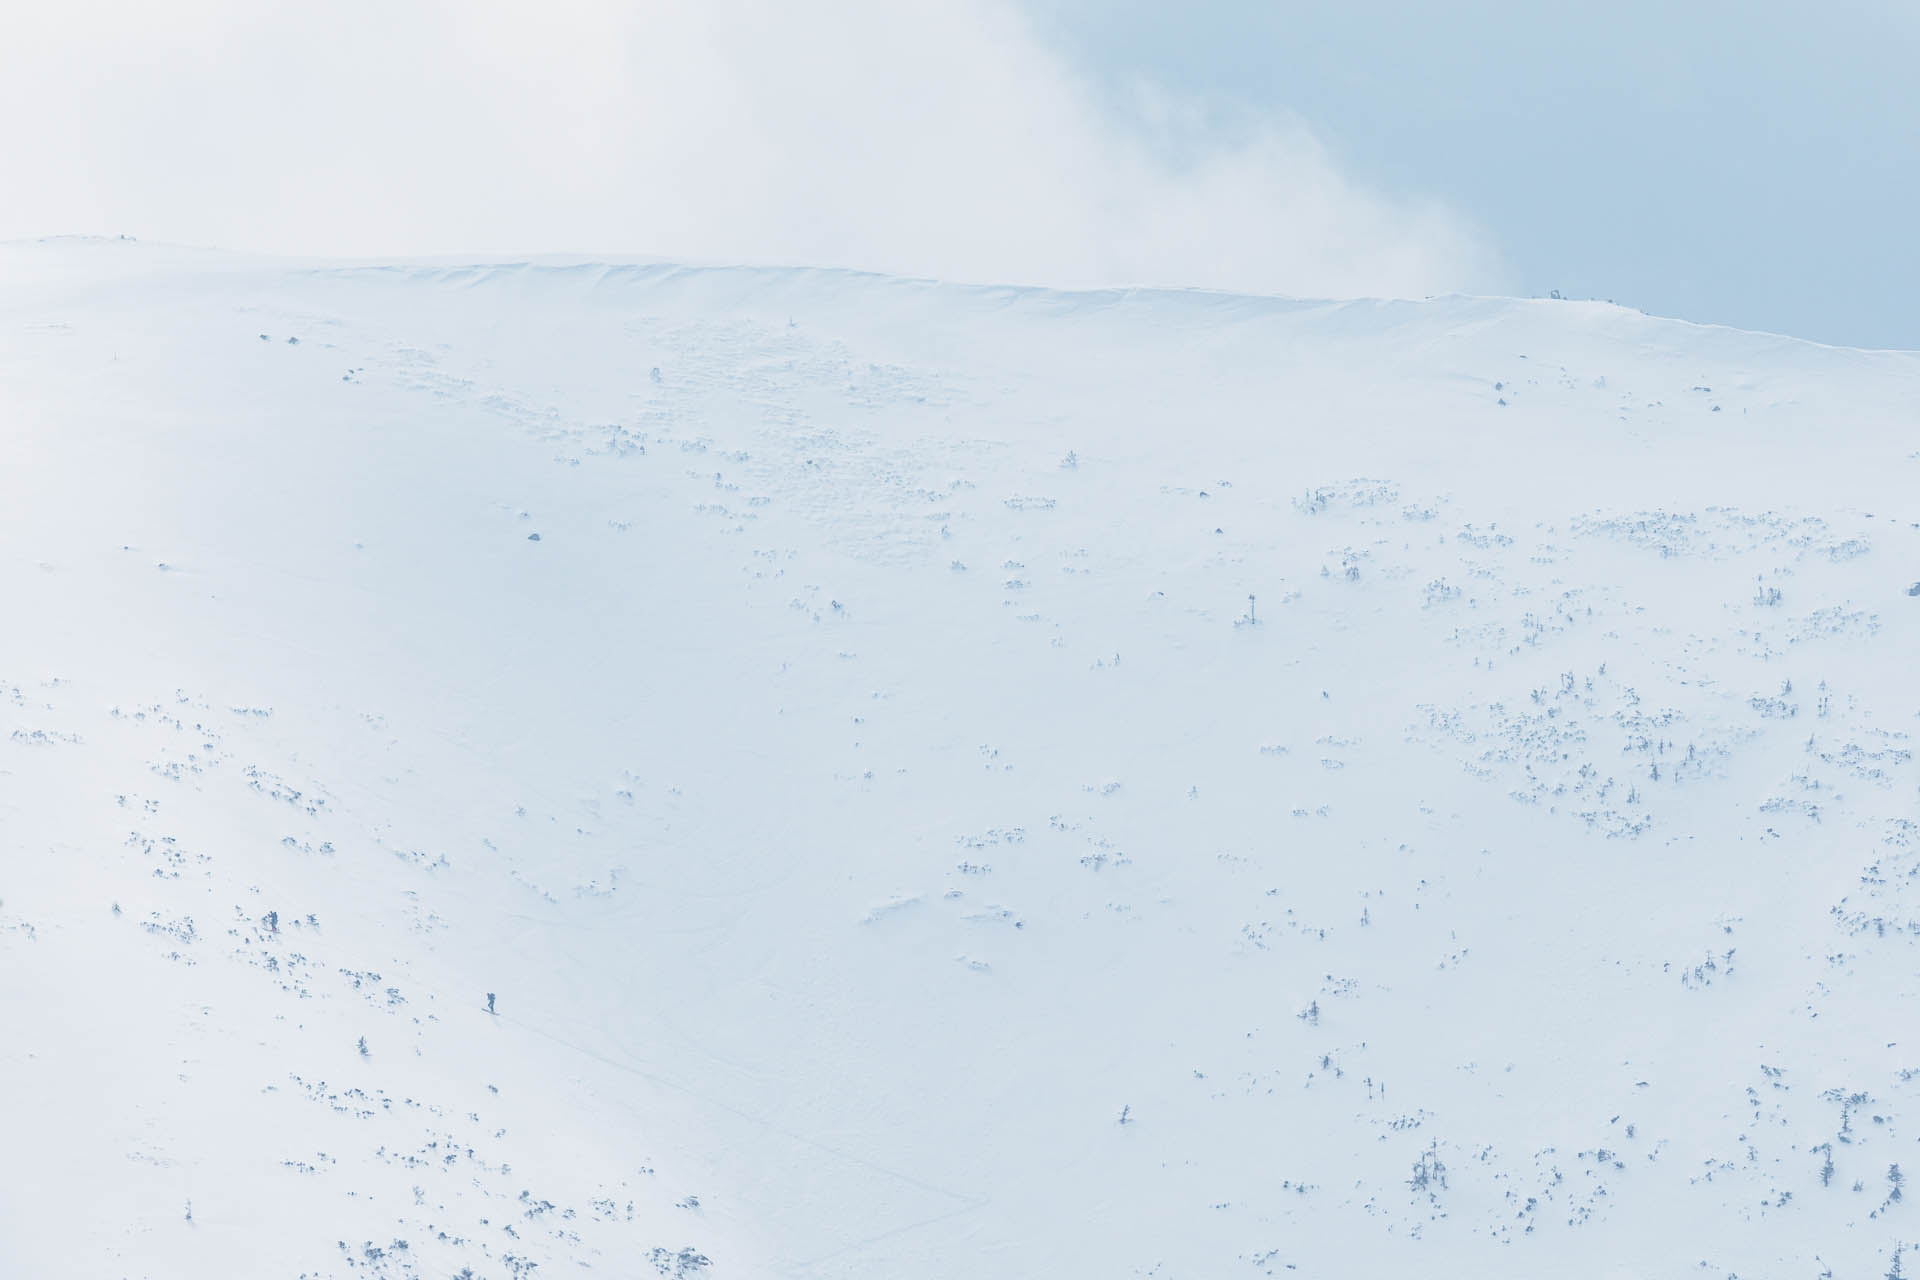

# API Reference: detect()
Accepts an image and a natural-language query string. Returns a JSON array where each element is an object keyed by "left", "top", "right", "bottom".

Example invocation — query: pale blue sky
[
  {"left": 1028, "top": 0, "right": 1920, "bottom": 349},
  {"left": 7, "top": 1, "right": 1914, "bottom": 348}
]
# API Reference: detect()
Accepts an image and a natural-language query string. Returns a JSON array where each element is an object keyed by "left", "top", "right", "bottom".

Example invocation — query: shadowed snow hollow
[{"left": 3, "top": 239, "right": 1919, "bottom": 1279}]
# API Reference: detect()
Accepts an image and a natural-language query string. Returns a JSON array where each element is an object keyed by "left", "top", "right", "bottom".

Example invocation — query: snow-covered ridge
[
  {"left": 2, "top": 243, "right": 1918, "bottom": 1278},
  {"left": 16, "top": 234, "right": 1920, "bottom": 358}
]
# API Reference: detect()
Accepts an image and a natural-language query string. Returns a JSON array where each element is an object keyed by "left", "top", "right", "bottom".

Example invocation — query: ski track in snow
[{"left": 3, "top": 238, "right": 1920, "bottom": 1278}]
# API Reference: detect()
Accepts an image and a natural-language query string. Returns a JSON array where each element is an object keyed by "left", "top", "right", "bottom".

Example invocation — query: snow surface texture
[{"left": 3, "top": 237, "right": 1919, "bottom": 1279}]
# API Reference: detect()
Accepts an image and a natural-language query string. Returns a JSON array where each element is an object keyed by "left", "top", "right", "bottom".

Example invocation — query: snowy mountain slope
[{"left": 3, "top": 237, "right": 1919, "bottom": 1279}]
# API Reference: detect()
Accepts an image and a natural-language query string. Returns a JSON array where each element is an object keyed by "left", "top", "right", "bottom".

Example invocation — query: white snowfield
[{"left": 3, "top": 237, "right": 1919, "bottom": 1280}]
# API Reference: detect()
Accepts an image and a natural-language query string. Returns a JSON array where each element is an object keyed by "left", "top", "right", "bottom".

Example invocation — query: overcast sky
[{"left": 7, "top": 0, "right": 1915, "bottom": 347}]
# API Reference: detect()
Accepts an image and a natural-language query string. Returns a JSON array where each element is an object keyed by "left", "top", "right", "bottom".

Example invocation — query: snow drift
[{"left": 2, "top": 238, "right": 1919, "bottom": 1279}]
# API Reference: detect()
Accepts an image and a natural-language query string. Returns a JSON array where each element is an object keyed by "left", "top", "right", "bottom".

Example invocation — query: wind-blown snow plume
[{"left": 2, "top": 0, "right": 1499, "bottom": 298}]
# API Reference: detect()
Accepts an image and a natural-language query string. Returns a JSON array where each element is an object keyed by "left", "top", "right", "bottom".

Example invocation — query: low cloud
[{"left": 5, "top": 0, "right": 1503, "bottom": 299}]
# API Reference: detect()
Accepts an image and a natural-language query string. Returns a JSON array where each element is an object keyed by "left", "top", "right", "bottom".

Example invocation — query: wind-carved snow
[{"left": 2, "top": 240, "right": 1919, "bottom": 1278}]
